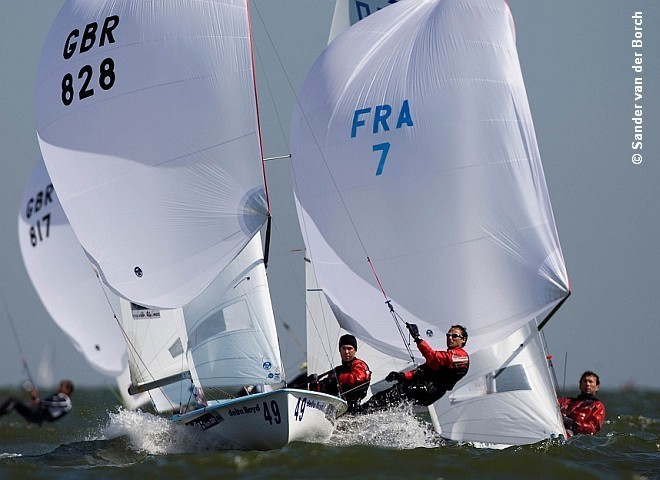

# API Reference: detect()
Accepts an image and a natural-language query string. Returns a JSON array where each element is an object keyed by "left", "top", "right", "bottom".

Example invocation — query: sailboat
[
  {"left": 18, "top": 157, "right": 150, "bottom": 409},
  {"left": 290, "top": 0, "right": 570, "bottom": 447},
  {"left": 34, "top": 0, "right": 346, "bottom": 450}
]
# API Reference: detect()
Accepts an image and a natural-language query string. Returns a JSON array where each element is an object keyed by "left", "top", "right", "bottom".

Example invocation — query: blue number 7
[{"left": 372, "top": 142, "right": 390, "bottom": 176}]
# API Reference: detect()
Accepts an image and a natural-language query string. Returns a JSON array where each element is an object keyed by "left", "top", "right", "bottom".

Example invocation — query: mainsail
[
  {"left": 291, "top": 0, "right": 569, "bottom": 445},
  {"left": 182, "top": 234, "right": 283, "bottom": 395},
  {"left": 35, "top": 0, "right": 268, "bottom": 309}
]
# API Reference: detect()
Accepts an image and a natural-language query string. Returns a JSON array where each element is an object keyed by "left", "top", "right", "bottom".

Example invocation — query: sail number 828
[
  {"left": 60, "top": 15, "right": 120, "bottom": 106},
  {"left": 61, "top": 58, "right": 115, "bottom": 106}
]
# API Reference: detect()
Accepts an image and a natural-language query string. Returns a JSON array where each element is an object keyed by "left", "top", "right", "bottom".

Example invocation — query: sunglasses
[{"left": 446, "top": 333, "right": 463, "bottom": 339}]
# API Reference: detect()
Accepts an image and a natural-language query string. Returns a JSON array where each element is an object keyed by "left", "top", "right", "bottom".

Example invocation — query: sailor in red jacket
[
  {"left": 358, "top": 324, "right": 469, "bottom": 412},
  {"left": 559, "top": 370, "right": 606, "bottom": 436},
  {"left": 392, "top": 323, "right": 469, "bottom": 406},
  {"left": 309, "top": 334, "right": 372, "bottom": 411}
]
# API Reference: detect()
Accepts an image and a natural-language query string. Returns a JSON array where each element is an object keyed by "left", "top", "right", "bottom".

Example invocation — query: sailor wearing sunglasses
[{"left": 357, "top": 325, "right": 469, "bottom": 412}]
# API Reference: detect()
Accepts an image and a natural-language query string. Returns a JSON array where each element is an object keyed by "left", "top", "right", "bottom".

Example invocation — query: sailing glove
[
  {"left": 563, "top": 415, "right": 578, "bottom": 433},
  {"left": 406, "top": 323, "right": 420, "bottom": 340}
]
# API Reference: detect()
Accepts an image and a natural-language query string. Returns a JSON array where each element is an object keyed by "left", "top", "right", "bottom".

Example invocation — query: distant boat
[
  {"left": 18, "top": 157, "right": 150, "bottom": 408},
  {"left": 35, "top": 0, "right": 345, "bottom": 450},
  {"left": 291, "top": 0, "right": 570, "bottom": 446}
]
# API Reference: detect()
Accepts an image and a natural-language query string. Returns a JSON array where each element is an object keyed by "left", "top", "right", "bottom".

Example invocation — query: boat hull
[{"left": 171, "top": 388, "right": 347, "bottom": 450}]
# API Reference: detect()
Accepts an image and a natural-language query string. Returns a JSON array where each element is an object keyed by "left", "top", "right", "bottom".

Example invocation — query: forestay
[
  {"left": 291, "top": 0, "right": 569, "bottom": 444},
  {"left": 35, "top": 0, "right": 268, "bottom": 309}
]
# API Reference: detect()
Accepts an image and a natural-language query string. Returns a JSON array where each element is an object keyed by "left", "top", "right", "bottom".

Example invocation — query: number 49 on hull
[{"left": 172, "top": 389, "right": 347, "bottom": 451}]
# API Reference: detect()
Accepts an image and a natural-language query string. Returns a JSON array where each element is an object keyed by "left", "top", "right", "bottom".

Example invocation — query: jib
[
  {"left": 26, "top": 184, "right": 54, "bottom": 219},
  {"left": 63, "top": 15, "right": 119, "bottom": 60}
]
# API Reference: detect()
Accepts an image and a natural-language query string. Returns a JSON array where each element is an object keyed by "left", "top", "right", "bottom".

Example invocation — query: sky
[{"left": 0, "top": 0, "right": 658, "bottom": 392}]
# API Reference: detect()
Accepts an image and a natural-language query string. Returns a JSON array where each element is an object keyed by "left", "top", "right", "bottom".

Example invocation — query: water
[{"left": 0, "top": 388, "right": 657, "bottom": 480}]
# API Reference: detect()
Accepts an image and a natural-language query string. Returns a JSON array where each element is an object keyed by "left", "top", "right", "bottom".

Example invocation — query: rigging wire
[
  {"left": 2, "top": 293, "right": 36, "bottom": 391},
  {"left": 301, "top": 254, "right": 347, "bottom": 378},
  {"left": 368, "top": 258, "right": 417, "bottom": 365},
  {"left": 249, "top": 2, "right": 294, "bottom": 154},
  {"left": 562, "top": 352, "right": 568, "bottom": 397}
]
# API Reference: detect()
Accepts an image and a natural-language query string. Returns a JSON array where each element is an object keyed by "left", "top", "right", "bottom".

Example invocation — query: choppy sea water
[{"left": 0, "top": 387, "right": 657, "bottom": 480}]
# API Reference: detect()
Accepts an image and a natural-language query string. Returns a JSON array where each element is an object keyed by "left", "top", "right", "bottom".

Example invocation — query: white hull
[{"left": 172, "top": 389, "right": 347, "bottom": 450}]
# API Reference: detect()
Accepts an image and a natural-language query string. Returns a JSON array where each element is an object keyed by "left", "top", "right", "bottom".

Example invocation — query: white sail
[
  {"left": 35, "top": 0, "right": 268, "bottom": 309},
  {"left": 18, "top": 157, "right": 127, "bottom": 377},
  {"left": 291, "top": 0, "right": 569, "bottom": 445},
  {"left": 118, "top": 210, "right": 282, "bottom": 411}
]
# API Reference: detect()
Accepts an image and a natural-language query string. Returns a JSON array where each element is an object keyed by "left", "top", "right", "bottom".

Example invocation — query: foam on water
[
  {"left": 329, "top": 403, "right": 442, "bottom": 449},
  {"left": 95, "top": 402, "right": 440, "bottom": 454},
  {"left": 99, "top": 408, "right": 210, "bottom": 455},
  {"left": 0, "top": 453, "right": 22, "bottom": 459}
]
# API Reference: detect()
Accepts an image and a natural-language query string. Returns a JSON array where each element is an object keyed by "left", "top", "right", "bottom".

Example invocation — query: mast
[
  {"left": 246, "top": 0, "right": 272, "bottom": 264},
  {"left": 246, "top": 0, "right": 269, "bottom": 213}
]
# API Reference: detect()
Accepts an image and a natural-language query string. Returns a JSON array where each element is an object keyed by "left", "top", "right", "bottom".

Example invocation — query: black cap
[{"left": 339, "top": 334, "right": 357, "bottom": 350}]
